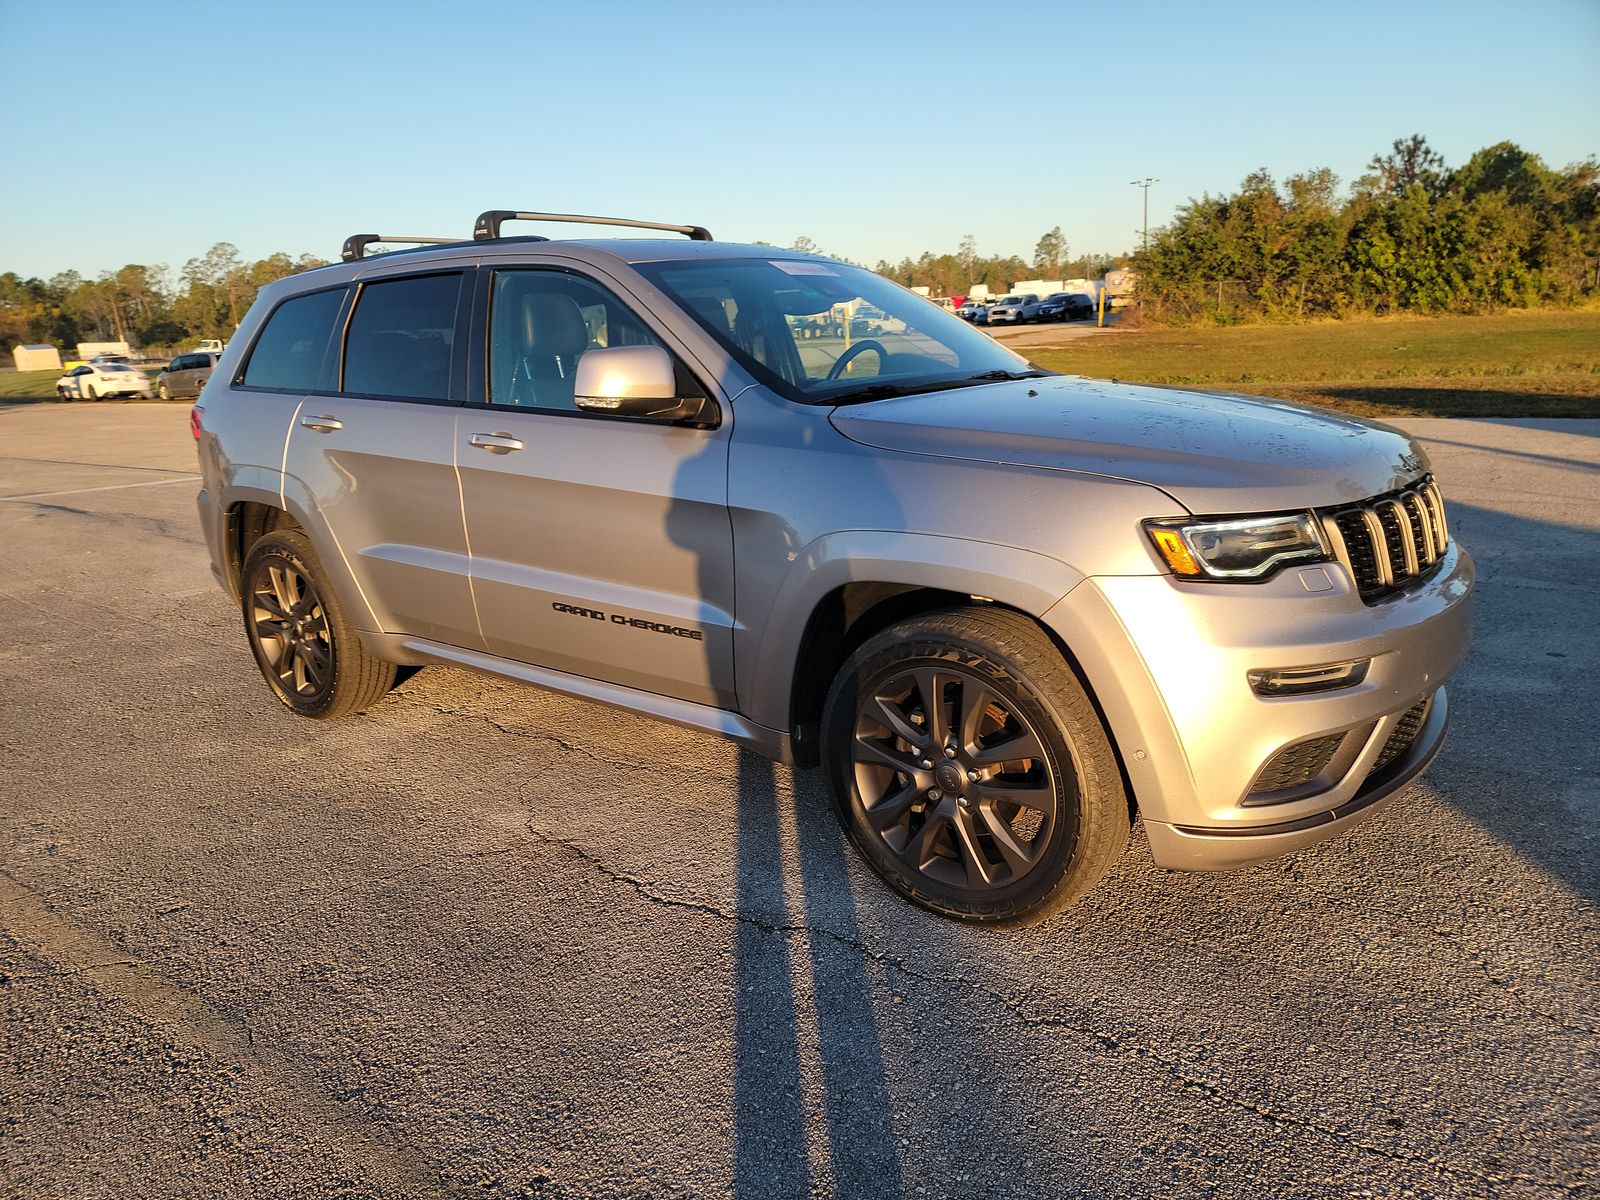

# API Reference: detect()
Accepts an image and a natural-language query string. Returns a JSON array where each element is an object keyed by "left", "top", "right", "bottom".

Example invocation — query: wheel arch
[
  {"left": 746, "top": 531, "right": 1089, "bottom": 767},
  {"left": 223, "top": 496, "right": 304, "bottom": 599}
]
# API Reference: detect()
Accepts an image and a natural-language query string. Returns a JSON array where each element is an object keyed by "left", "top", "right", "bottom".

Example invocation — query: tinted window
[
  {"left": 172, "top": 355, "right": 193, "bottom": 371},
  {"left": 487, "top": 270, "right": 663, "bottom": 411},
  {"left": 342, "top": 273, "right": 462, "bottom": 401},
  {"left": 242, "top": 288, "right": 344, "bottom": 391}
]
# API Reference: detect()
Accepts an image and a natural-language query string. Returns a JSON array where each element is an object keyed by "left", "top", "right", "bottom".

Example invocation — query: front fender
[{"left": 739, "top": 529, "right": 1085, "bottom": 732}]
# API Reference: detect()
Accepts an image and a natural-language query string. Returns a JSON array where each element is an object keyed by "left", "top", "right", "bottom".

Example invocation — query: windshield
[{"left": 636, "top": 257, "right": 1047, "bottom": 404}]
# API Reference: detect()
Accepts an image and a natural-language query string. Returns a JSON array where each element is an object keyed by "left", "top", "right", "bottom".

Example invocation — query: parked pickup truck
[{"left": 984, "top": 294, "right": 1042, "bottom": 325}]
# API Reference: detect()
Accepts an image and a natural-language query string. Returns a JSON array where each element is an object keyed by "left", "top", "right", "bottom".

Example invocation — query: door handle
[
  {"left": 300, "top": 414, "right": 343, "bottom": 433},
  {"left": 469, "top": 432, "right": 525, "bottom": 453}
]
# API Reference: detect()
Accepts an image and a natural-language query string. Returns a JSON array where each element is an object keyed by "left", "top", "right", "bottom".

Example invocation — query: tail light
[{"left": 190, "top": 405, "right": 204, "bottom": 440}]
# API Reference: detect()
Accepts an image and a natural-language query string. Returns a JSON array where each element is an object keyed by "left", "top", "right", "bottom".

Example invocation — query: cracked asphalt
[{"left": 1, "top": 404, "right": 1596, "bottom": 1199}]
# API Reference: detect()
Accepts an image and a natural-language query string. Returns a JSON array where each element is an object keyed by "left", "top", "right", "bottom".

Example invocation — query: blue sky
[{"left": 3, "top": 0, "right": 1597, "bottom": 280}]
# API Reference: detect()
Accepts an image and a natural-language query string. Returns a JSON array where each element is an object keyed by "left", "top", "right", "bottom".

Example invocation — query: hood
[{"left": 828, "top": 375, "right": 1428, "bottom": 514}]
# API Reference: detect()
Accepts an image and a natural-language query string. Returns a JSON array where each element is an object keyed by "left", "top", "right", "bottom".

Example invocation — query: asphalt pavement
[{"left": 1, "top": 403, "right": 1595, "bottom": 1199}]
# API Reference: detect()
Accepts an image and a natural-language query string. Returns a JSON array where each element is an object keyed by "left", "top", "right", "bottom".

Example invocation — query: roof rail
[
  {"left": 341, "top": 234, "right": 462, "bottom": 262},
  {"left": 473, "top": 210, "right": 713, "bottom": 243}
]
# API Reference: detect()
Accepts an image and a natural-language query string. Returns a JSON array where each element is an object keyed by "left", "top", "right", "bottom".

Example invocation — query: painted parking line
[{"left": 0, "top": 476, "right": 202, "bottom": 503}]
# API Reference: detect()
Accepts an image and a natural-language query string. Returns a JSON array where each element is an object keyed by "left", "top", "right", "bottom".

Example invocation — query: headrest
[{"left": 520, "top": 292, "right": 589, "bottom": 359}]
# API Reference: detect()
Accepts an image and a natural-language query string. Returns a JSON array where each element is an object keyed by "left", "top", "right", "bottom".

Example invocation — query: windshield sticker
[{"left": 771, "top": 260, "right": 840, "bottom": 277}]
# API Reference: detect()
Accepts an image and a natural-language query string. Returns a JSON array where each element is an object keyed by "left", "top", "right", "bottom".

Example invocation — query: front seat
[{"left": 507, "top": 292, "right": 590, "bottom": 409}]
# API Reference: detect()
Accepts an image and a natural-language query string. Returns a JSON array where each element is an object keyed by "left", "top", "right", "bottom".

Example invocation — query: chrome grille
[{"left": 1320, "top": 477, "right": 1449, "bottom": 604}]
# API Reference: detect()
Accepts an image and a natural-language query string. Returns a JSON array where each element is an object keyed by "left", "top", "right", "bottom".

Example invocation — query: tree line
[
  {"left": 5, "top": 136, "right": 1594, "bottom": 354},
  {"left": 870, "top": 232, "right": 1124, "bottom": 296},
  {"left": 1135, "top": 137, "right": 1599, "bottom": 322},
  {"left": 0, "top": 244, "right": 326, "bottom": 353}
]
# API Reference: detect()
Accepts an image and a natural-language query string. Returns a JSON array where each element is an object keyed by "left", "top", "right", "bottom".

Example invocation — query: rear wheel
[
  {"left": 822, "top": 608, "right": 1129, "bottom": 925},
  {"left": 241, "top": 529, "right": 397, "bottom": 718}
]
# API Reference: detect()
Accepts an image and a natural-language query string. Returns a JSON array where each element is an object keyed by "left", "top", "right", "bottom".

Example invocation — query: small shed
[{"left": 13, "top": 344, "right": 62, "bottom": 372}]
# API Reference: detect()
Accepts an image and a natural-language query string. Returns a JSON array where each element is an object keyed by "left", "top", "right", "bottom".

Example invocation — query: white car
[{"left": 56, "top": 362, "right": 154, "bottom": 400}]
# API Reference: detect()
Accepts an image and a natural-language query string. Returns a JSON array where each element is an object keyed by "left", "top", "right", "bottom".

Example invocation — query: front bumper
[
  {"left": 1041, "top": 542, "right": 1474, "bottom": 871},
  {"left": 1142, "top": 686, "right": 1450, "bottom": 869}
]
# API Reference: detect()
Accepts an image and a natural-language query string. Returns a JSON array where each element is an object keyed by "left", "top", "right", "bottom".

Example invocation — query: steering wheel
[{"left": 826, "top": 338, "right": 887, "bottom": 381}]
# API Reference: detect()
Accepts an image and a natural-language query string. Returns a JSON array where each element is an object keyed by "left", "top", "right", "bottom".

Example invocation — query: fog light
[{"left": 1248, "top": 658, "right": 1369, "bottom": 696}]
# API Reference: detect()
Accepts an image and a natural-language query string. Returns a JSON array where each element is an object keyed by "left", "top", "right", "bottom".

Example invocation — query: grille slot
[
  {"left": 1372, "top": 696, "right": 1431, "bottom": 775},
  {"left": 1249, "top": 732, "right": 1346, "bottom": 797},
  {"left": 1322, "top": 477, "right": 1449, "bottom": 604}
]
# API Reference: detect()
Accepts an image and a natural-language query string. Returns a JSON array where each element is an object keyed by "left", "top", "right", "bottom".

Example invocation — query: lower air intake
[
  {"left": 1249, "top": 732, "right": 1347, "bottom": 798},
  {"left": 1371, "top": 696, "right": 1432, "bottom": 776}
]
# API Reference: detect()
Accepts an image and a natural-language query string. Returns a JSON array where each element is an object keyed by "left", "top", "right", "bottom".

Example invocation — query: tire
[
  {"left": 86, "top": 385, "right": 99, "bottom": 401},
  {"left": 241, "top": 528, "right": 397, "bottom": 719},
  {"left": 822, "top": 607, "right": 1128, "bottom": 925},
  {"left": 57, "top": 386, "right": 70, "bottom": 400},
  {"left": 158, "top": 383, "right": 170, "bottom": 400}
]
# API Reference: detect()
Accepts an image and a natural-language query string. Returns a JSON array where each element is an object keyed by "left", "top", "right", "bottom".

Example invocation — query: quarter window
[
  {"left": 241, "top": 288, "right": 344, "bottom": 392},
  {"left": 342, "top": 273, "right": 462, "bottom": 401},
  {"left": 488, "top": 270, "right": 664, "bottom": 411}
]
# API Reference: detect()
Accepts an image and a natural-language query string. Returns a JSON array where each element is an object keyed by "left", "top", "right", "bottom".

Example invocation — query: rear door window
[
  {"left": 241, "top": 288, "right": 345, "bottom": 391},
  {"left": 342, "top": 273, "right": 463, "bottom": 402}
]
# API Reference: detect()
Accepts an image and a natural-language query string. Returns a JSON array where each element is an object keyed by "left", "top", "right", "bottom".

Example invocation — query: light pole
[{"left": 1130, "top": 177, "right": 1158, "bottom": 252}]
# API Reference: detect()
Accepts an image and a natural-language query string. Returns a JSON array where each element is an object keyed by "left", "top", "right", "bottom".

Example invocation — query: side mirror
[{"left": 574, "top": 345, "right": 709, "bottom": 424}]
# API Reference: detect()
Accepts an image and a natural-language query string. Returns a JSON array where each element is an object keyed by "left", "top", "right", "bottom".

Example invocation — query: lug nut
[
  {"left": 927, "top": 788, "right": 943, "bottom": 802},
  {"left": 957, "top": 795, "right": 971, "bottom": 808},
  {"left": 968, "top": 769, "right": 980, "bottom": 782},
  {"left": 943, "top": 746, "right": 957, "bottom": 758},
  {"left": 919, "top": 759, "right": 933, "bottom": 770}
]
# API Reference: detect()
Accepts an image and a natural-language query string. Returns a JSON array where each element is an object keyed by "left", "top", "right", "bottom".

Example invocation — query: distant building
[
  {"left": 76, "top": 340, "right": 130, "bottom": 360},
  {"left": 12, "top": 344, "right": 62, "bottom": 372}
]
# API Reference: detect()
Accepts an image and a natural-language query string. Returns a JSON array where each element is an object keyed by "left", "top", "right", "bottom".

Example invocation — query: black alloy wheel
[
  {"left": 247, "top": 554, "right": 334, "bottom": 704},
  {"left": 850, "top": 662, "right": 1062, "bottom": 891},
  {"left": 823, "top": 608, "right": 1129, "bottom": 924},
  {"left": 240, "top": 528, "right": 398, "bottom": 718}
]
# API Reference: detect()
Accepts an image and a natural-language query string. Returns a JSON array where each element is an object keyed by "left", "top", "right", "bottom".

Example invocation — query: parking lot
[{"left": 2, "top": 402, "right": 1596, "bottom": 1198}]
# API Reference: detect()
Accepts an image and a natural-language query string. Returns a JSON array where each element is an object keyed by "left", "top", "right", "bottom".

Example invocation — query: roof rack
[
  {"left": 473, "top": 210, "right": 713, "bottom": 242},
  {"left": 341, "top": 234, "right": 463, "bottom": 262}
]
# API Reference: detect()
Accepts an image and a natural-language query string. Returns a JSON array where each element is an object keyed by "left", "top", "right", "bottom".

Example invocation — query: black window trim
[
  {"left": 334, "top": 267, "right": 472, "bottom": 407},
  {"left": 467, "top": 263, "right": 720, "bottom": 429}
]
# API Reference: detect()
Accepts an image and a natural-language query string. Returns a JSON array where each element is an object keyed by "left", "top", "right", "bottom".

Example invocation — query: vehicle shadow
[
  {"left": 1424, "top": 499, "right": 1599, "bottom": 907},
  {"left": 1306, "top": 384, "right": 1599, "bottom": 421}
]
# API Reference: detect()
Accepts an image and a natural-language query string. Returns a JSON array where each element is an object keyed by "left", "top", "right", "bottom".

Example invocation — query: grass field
[{"left": 1027, "top": 309, "right": 1600, "bottom": 418}]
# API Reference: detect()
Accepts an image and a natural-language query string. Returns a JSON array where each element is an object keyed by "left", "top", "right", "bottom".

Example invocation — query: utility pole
[{"left": 1130, "top": 177, "right": 1158, "bottom": 252}]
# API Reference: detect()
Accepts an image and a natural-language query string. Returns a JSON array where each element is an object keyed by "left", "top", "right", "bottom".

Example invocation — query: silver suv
[{"left": 192, "top": 210, "right": 1474, "bottom": 925}]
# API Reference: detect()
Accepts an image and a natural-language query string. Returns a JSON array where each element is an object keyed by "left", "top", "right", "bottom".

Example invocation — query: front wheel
[
  {"left": 158, "top": 383, "right": 170, "bottom": 400},
  {"left": 822, "top": 608, "right": 1129, "bottom": 925},
  {"left": 241, "top": 528, "right": 397, "bottom": 718},
  {"left": 85, "top": 385, "right": 99, "bottom": 400}
]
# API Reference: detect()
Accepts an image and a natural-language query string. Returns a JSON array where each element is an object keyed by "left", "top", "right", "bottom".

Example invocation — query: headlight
[{"left": 1144, "top": 512, "right": 1329, "bottom": 580}]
